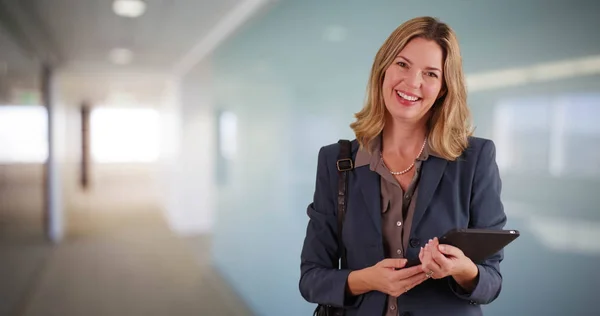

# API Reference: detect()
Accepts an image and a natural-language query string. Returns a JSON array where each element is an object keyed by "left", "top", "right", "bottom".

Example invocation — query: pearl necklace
[{"left": 380, "top": 138, "right": 427, "bottom": 175}]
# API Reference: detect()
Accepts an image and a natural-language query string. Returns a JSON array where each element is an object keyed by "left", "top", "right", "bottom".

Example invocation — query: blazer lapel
[
  {"left": 412, "top": 157, "right": 447, "bottom": 230},
  {"left": 355, "top": 166, "right": 382, "bottom": 236}
]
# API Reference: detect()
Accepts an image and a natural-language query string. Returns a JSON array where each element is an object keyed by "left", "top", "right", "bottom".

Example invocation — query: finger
[
  {"left": 402, "top": 272, "right": 428, "bottom": 292},
  {"left": 431, "top": 244, "right": 452, "bottom": 267},
  {"left": 393, "top": 264, "right": 424, "bottom": 279},
  {"left": 438, "top": 244, "right": 464, "bottom": 258},
  {"left": 411, "top": 271, "right": 429, "bottom": 284},
  {"left": 380, "top": 258, "right": 407, "bottom": 269},
  {"left": 420, "top": 243, "right": 435, "bottom": 265},
  {"left": 423, "top": 258, "right": 443, "bottom": 275},
  {"left": 430, "top": 237, "right": 442, "bottom": 255},
  {"left": 424, "top": 264, "right": 443, "bottom": 279},
  {"left": 410, "top": 272, "right": 429, "bottom": 288},
  {"left": 428, "top": 238, "right": 442, "bottom": 258},
  {"left": 429, "top": 238, "right": 452, "bottom": 267},
  {"left": 406, "top": 271, "right": 427, "bottom": 284},
  {"left": 421, "top": 244, "right": 443, "bottom": 276},
  {"left": 420, "top": 243, "right": 436, "bottom": 268}
]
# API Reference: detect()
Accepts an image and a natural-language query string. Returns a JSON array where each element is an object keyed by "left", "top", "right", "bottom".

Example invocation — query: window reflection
[
  {"left": 494, "top": 94, "right": 600, "bottom": 178},
  {"left": 218, "top": 111, "right": 237, "bottom": 161}
]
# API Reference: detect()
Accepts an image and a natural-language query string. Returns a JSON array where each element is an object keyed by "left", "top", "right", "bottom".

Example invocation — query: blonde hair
[{"left": 350, "top": 16, "right": 473, "bottom": 161}]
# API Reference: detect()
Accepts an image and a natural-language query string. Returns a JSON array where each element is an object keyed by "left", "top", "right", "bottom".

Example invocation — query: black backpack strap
[{"left": 336, "top": 140, "right": 353, "bottom": 270}]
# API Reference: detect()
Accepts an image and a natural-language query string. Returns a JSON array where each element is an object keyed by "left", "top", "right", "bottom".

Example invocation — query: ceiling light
[
  {"left": 109, "top": 48, "right": 134, "bottom": 65},
  {"left": 112, "top": 0, "right": 146, "bottom": 18},
  {"left": 466, "top": 54, "right": 600, "bottom": 92}
]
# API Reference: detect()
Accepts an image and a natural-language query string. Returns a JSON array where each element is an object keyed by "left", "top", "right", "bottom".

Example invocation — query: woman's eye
[
  {"left": 426, "top": 72, "right": 438, "bottom": 78},
  {"left": 397, "top": 61, "right": 407, "bottom": 68}
]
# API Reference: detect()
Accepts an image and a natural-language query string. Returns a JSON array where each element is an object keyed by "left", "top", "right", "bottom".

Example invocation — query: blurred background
[{"left": 0, "top": 0, "right": 599, "bottom": 315}]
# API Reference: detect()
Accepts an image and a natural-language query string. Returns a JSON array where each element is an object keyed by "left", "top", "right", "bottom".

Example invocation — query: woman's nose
[{"left": 404, "top": 70, "right": 422, "bottom": 88}]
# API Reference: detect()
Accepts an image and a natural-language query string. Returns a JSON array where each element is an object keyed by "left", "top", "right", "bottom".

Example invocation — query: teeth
[{"left": 397, "top": 91, "right": 419, "bottom": 101}]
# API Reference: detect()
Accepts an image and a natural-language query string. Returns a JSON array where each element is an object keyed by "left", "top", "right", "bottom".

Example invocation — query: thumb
[
  {"left": 438, "top": 244, "right": 464, "bottom": 258},
  {"left": 380, "top": 258, "right": 407, "bottom": 269}
]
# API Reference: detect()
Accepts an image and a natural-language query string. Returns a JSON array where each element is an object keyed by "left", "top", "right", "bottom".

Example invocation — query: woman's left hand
[{"left": 418, "top": 237, "right": 479, "bottom": 289}]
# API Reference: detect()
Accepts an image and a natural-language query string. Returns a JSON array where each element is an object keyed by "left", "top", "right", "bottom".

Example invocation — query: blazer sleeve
[
  {"left": 449, "top": 139, "right": 508, "bottom": 305},
  {"left": 299, "top": 145, "right": 362, "bottom": 308}
]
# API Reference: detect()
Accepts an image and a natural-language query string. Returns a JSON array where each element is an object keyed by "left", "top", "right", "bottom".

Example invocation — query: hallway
[{"left": 0, "top": 209, "right": 253, "bottom": 316}]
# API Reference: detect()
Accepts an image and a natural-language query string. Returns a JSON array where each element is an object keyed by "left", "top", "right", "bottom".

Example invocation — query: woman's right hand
[{"left": 365, "top": 258, "right": 428, "bottom": 297}]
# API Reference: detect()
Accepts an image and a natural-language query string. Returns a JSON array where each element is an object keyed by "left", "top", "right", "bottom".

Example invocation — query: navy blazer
[{"left": 300, "top": 137, "right": 507, "bottom": 316}]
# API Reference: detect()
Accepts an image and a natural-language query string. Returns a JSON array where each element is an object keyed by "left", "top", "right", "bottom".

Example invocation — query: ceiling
[
  {"left": 0, "top": 23, "right": 41, "bottom": 102},
  {"left": 0, "top": 0, "right": 275, "bottom": 105},
  {"left": 0, "top": 0, "right": 279, "bottom": 74}
]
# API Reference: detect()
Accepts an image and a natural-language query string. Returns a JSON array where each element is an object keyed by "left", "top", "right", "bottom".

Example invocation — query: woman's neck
[{"left": 381, "top": 118, "right": 428, "bottom": 158}]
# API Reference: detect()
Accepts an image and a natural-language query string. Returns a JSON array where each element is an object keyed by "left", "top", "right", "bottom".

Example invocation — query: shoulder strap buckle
[{"left": 336, "top": 158, "right": 353, "bottom": 172}]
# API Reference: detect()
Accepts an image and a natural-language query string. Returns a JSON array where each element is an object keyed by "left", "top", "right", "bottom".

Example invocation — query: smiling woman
[
  {"left": 352, "top": 17, "right": 472, "bottom": 162},
  {"left": 382, "top": 38, "right": 444, "bottom": 122},
  {"left": 300, "top": 16, "right": 508, "bottom": 316}
]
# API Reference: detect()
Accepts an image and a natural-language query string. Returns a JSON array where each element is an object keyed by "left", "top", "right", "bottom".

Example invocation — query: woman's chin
[{"left": 387, "top": 108, "right": 433, "bottom": 125}]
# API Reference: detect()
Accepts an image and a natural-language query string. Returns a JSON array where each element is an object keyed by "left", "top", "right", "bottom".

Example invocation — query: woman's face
[{"left": 382, "top": 37, "right": 445, "bottom": 125}]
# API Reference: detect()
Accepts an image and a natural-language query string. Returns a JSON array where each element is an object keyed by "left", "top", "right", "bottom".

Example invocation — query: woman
[{"left": 299, "top": 16, "right": 507, "bottom": 316}]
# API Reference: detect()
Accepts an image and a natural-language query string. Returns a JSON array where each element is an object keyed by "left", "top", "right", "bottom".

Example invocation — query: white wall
[{"left": 164, "top": 61, "right": 216, "bottom": 235}]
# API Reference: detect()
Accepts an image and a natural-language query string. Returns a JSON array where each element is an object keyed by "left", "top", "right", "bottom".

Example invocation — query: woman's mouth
[{"left": 396, "top": 90, "right": 421, "bottom": 105}]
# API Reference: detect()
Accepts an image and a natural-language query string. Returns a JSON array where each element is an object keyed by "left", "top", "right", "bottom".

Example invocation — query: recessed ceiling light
[
  {"left": 109, "top": 48, "right": 134, "bottom": 65},
  {"left": 113, "top": 0, "right": 146, "bottom": 18}
]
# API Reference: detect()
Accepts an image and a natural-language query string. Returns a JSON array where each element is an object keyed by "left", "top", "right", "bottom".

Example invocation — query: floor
[{"left": 0, "top": 209, "right": 254, "bottom": 316}]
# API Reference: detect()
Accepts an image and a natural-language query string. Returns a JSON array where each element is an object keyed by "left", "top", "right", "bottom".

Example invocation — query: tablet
[{"left": 405, "top": 228, "right": 519, "bottom": 267}]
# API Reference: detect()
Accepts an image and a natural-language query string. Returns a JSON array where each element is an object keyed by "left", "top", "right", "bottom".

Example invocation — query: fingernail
[
  {"left": 428, "top": 239, "right": 433, "bottom": 243},
  {"left": 438, "top": 245, "right": 445, "bottom": 251}
]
